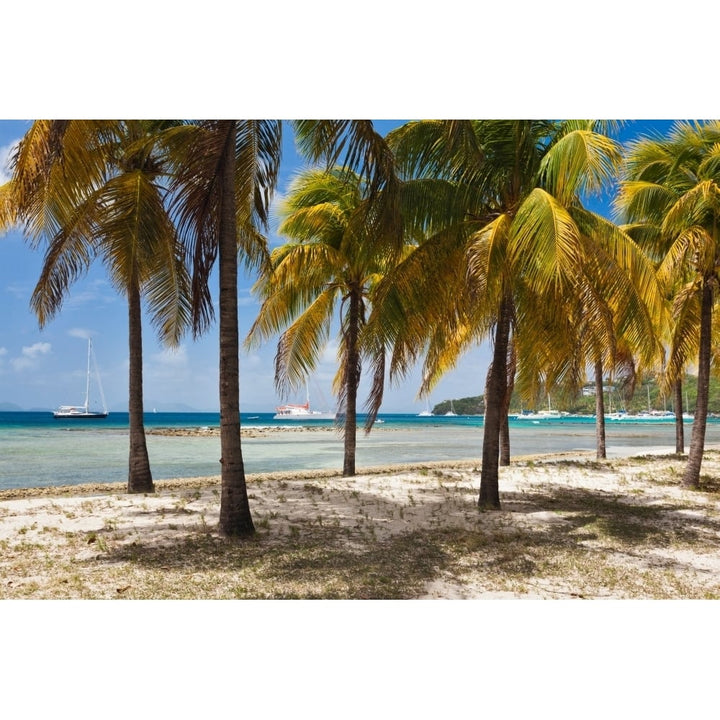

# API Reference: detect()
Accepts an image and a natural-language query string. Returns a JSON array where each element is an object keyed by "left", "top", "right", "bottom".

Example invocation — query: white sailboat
[
  {"left": 53, "top": 338, "right": 109, "bottom": 419},
  {"left": 444, "top": 399, "right": 457, "bottom": 417},
  {"left": 273, "top": 382, "right": 336, "bottom": 421},
  {"left": 417, "top": 398, "right": 433, "bottom": 417},
  {"left": 514, "top": 395, "right": 568, "bottom": 421}
]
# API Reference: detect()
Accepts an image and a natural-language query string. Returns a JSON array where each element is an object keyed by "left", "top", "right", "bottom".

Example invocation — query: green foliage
[
  {"left": 432, "top": 396, "right": 484, "bottom": 415},
  {"left": 433, "top": 374, "right": 720, "bottom": 415}
]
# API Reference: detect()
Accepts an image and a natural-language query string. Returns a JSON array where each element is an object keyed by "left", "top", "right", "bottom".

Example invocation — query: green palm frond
[
  {"left": 664, "top": 281, "right": 702, "bottom": 384},
  {"left": 466, "top": 212, "right": 511, "bottom": 300},
  {"left": 274, "top": 289, "right": 335, "bottom": 397},
  {"left": 696, "top": 142, "right": 720, "bottom": 181},
  {"left": 614, "top": 180, "right": 677, "bottom": 227},
  {"left": 661, "top": 179, "right": 720, "bottom": 239},
  {"left": 509, "top": 188, "right": 582, "bottom": 295},
  {"left": 166, "top": 120, "right": 281, "bottom": 337},
  {"left": 656, "top": 226, "right": 709, "bottom": 286},
  {"left": 361, "top": 339, "right": 386, "bottom": 432},
  {"left": 29, "top": 223, "right": 96, "bottom": 327},
  {"left": 540, "top": 128, "right": 622, "bottom": 205},
  {"left": 573, "top": 207, "right": 668, "bottom": 336}
]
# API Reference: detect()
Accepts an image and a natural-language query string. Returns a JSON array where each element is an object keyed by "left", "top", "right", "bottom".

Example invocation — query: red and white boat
[{"left": 273, "top": 384, "right": 336, "bottom": 421}]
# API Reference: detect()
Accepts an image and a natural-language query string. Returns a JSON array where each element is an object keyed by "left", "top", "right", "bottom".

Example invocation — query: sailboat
[
  {"left": 273, "top": 381, "right": 336, "bottom": 421},
  {"left": 417, "top": 398, "right": 433, "bottom": 417},
  {"left": 53, "top": 338, "right": 109, "bottom": 419},
  {"left": 444, "top": 399, "right": 457, "bottom": 417}
]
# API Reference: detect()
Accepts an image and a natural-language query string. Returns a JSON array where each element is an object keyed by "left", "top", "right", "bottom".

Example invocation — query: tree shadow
[
  {"left": 91, "top": 526, "right": 452, "bottom": 599},
  {"left": 74, "top": 467, "right": 720, "bottom": 598}
]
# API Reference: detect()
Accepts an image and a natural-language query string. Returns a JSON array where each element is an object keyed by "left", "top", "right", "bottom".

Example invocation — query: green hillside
[{"left": 432, "top": 375, "right": 720, "bottom": 416}]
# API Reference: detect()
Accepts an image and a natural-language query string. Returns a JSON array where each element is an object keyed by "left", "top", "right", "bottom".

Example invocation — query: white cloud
[
  {"left": 4, "top": 283, "right": 31, "bottom": 300},
  {"left": 237, "top": 291, "right": 259, "bottom": 308},
  {"left": 11, "top": 341, "right": 52, "bottom": 371},
  {"left": 0, "top": 347, "right": 7, "bottom": 356},
  {"left": 150, "top": 345, "right": 188, "bottom": 368},
  {"left": 68, "top": 328, "right": 91, "bottom": 340},
  {"left": 320, "top": 339, "right": 339, "bottom": 366},
  {"left": 21, "top": 342, "right": 51, "bottom": 359},
  {"left": 0, "top": 140, "right": 19, "bottom": 184}
]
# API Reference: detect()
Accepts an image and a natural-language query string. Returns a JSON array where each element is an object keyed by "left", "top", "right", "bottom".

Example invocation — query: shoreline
[
  {"left": 0, "top": 452, "right": 601, "bottom": 501},
  {"left": 4, "top": 417, "right": 717, "bottom": 492}
]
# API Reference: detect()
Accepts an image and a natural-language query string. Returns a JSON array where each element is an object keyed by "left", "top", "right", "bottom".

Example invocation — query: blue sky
[{"left": 0, "top": 119, "right": 680, "bottom": 412}]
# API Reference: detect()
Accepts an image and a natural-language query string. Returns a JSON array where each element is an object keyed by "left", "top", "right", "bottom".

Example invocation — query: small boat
[
  {"left": 417, "top": 398, "right": 433, "bottom": 417},
  {"left": 444, "top": 400, "right": 457, "bottom": 417},
  {"left": 513, "top": 409, "right": 570, "bottom": 421},
  {"left": 512, "top": 396, "right": 568, "bottom": 422},
  {"left": 53, "top": 338, "right": 109, "bottom": 419},
  {"left": 274, "top": 383, "right": 336, "bottom": 421},
  {"left": 605, "top": 410, "right": 692, "bottom": 424}
]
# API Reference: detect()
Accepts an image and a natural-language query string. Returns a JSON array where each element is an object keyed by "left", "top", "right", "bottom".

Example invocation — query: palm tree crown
[
  {"left": 248, "top": 166, "right": 391, "bottom": 476},
  {"left": 7, "top": 120, "right": 192, "bottom": 493},
  {"left": 617, "top": 120, "right": 720, "bottom": 487}
]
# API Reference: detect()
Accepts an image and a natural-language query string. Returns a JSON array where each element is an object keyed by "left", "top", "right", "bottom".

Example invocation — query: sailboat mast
[{"left": 84, "top": 339, "right": 92, "bottom": 412}]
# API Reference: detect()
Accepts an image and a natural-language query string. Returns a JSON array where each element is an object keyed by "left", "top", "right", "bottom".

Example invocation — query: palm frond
[
  {"left": 273, "top": 289, "right": 335, "bottom": 398},
  {"left": 540, "top": 128, "right": 622, "bottom": 205},
  {"left": 509, "top": 188, "right": 582, "bottom": 295}
]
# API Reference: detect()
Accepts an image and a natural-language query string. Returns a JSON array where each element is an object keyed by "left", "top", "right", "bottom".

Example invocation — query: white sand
[{"left": 2, "top": 452, "right": 720, "bottom": 599}]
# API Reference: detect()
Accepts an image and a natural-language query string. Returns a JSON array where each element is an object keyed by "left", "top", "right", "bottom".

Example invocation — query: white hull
[
  {"left": 514, "top": 410, "right": 569, "bottom": 421},
  {"left": 605, "top": 412, "right": 693, "bottom": 423},
  {"left": 53, "top": 339, "right": 108, "bottom": 420},
  {"left": 274, "top": 409, "right": 336, "bottom": 421},
  {"left": 274, "top": 382, "right": 336, "bottom": 421},
  {"left": 53, "top": 408, "right": 108, "bottom": 419}
]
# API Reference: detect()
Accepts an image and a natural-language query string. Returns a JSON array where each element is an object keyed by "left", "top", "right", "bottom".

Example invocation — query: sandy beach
[{"left": 2, "top": 448, "right": 720, "bottom": 599}]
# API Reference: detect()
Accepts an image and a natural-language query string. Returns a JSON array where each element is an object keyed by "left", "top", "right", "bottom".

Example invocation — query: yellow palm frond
[
  {"left": 509, "top": 188, "right": 582, "bottom": 295},
  {"left": 273, "top": 289, "right": 336, "bottom": 397},
  {"left": 540, "top": 128, "right": 622, "bottom": 205}
]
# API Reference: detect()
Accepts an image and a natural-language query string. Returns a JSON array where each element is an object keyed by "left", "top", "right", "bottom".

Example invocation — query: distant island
[
  {"left": 433, "top": 374, "right": 718, "bottom": 416},
  {"left": 431, "top": 397, "right": 484, "bottom": 415}
]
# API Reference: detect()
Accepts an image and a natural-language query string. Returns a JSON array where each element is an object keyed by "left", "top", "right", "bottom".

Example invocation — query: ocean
[{"left": 1, "top": 411, "right": 719, "bottom": 491}]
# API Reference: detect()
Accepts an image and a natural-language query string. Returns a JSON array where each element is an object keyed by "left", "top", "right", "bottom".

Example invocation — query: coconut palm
[
  {"left": 167, "top": 120, "right": 281, "bottom": 535},
  {"left": 617, "top": 120, "right": 720, "bottom": 487},
  {"left": 7, "top": 120, "right": 191, "bottom": 494},
  {"left": 379, "top": 120, "right": 663, "bottom": 508},
  {"left": 247, "top": 167, "right": 392, "bottom": 476}
]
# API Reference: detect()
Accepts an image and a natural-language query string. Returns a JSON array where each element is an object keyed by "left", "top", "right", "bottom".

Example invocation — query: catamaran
[
  {"left": 53, "top": 338, "right": 109, "bottom": 419},
  {"left": 273, "top": 382, "right": 336, "bottom": 421}
]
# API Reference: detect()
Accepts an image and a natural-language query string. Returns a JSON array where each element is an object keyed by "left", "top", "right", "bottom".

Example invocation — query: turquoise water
[{"left": 1, "top": 411, "right": 718, "bottom": 490}]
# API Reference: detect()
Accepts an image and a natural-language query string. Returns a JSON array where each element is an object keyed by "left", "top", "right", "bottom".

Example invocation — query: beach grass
[{"left": 2, "top": 454, "right": 720, "bottom": 599}]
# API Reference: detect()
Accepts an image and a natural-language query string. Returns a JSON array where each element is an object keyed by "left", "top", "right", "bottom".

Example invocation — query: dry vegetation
[{"left": 2, "top": 452, "right": 720, "bottom": 599}]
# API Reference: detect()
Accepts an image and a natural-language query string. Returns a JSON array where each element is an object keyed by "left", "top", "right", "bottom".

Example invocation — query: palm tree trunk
[
  {"left": 127, "top": 280, "right": 154, "bottom": 493},
  {"left": 683, "top": 280, "right": 713, "bottom": 488},
  {"left": 674, "top": 377, "right": 685, "bottom": 454},
  {"left": 500, "top": 415, "right": 510, "bottom": 466},
  {"left": 479, "top": 291, "right": 512, "bottom": 509},
  {"left": 594, "top": 358, "right": 606, "bottom": 460},
  {"left": 218, "top": 121, "right": 254, "bottom": 536},
  {"left": 499, "top": 339, "right": 516, "bottom": 466},
  {"left": 342, "top": 288, "right": 361, "bottom": 476}
]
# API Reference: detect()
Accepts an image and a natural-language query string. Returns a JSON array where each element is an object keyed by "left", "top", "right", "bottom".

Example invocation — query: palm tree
[
  {"left": 167, "top": 120, "right": 282, "bottom": 535},
  {"left": 247, "top": 167, "right": 391, "bottom": 476},
  {"left": 6, "top": 120, "right": 191, "bottom": 494},
  {"left": 618, "top": 120, "right": 720, "bottom": 487},
  {"left": 380, "top": 120, "right": 662, "bottom": 508}
]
